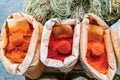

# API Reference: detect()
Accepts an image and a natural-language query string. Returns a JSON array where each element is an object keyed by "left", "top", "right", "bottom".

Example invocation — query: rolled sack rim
[
  {"left": 0, "top": 12, "right": 41, "bottom": 75},
  {"left": 80, "top": 13, "right": 117, "bottom": 80},
  {"left": 40, "top": 18, "right": 80, "bottom": 68}
]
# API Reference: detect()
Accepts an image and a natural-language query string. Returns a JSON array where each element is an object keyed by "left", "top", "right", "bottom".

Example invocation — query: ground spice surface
[
  {"left": 47, "top": 24, "right": 75, "bottom": 62},
  {"left": 6, "top": 29, "right": 33, "bottom": 63},
  {"left": 86, "top": 29, "right": 108, "bottom": 74},
  {"left": 48, "top": 32, "right": 73, "bottom": 62}
]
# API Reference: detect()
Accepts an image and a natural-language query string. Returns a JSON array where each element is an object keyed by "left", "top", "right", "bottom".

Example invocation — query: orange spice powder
[
  {"left": 5, "top": 29, "right": 33, "bottom": 63},
  {"left": 86, "top": 41, "right": 108, "bottom": 74},
  {"left": 86, "top": 24, "right": 108, "bottom": 74}
]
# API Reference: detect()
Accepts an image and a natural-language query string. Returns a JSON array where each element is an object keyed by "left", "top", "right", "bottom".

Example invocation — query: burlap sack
[
  {"left": 80, "top": 13, "right": 116, "bottom": 80},
  {"left": 110, "top": 19, "right": 120, "bottom": 75},
  {"left": 0, "top": 12, "right": 44, "bottom": 79},
  {"left": 40, "top": 18, "right": 80, "bottom": 73}
]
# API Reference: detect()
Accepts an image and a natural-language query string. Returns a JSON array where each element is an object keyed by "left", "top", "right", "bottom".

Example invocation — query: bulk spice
[
  {"left": 47, "top": 24, "right": 74, "bottom": 61},
  {"left": 86, "top": 24, "right": 108, "bottom": 74},
  {"left": 5, "top": 26, "right": 33, "bottom": 63}
]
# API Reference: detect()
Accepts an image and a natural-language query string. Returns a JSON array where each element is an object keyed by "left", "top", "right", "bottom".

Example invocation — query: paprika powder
[
  {"left": 86, "top": 24, "right": 108, "bottom": 74},
  {"left": 80, "top": 13, "right": 116, "bottom": 80},
  {"left": 56, "top": 40, "right": 71, "bottom": 55},
  {"left": 5, "top": 27, "right": 33, "bottom": 63},
  {"left": 47, "top": 24, "right": 74, "bottom": 62}
]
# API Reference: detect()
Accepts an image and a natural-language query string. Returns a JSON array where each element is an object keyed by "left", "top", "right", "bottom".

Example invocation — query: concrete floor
[{"left": 0, "top": 0, "right": 24, "bottom": 80}]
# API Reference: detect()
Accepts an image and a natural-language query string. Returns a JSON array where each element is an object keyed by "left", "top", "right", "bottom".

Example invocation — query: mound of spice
[
  {"left": 91, "top": 42, "right": 105, "bottom": 57},
  {"left": 5, "top": 19, "right": 33, "bottom": 63},
  {"left": 56, "top": 40, "right": 71, "bottom": 55},
  {"left": 86, "top": 24, "right": 108, "bottom": 74},
  {"left": 6, "top": 30, "right": 33, "bottom": 63},
  {"left": 48, "top": 24, "right": 74, "bottom": 61}
]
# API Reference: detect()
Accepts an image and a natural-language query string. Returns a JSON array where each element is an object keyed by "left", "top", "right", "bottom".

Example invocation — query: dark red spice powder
[
  {"left": 47, "top": 31, "right": 73, "bottom": 62},
  {"left": 56, "top": 40, "right": 72, "bottom": 55}
]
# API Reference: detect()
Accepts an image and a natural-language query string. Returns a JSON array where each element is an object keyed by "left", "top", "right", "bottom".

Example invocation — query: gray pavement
[{"left": 0, "top": 0, "right": 24, "bottom": 80}]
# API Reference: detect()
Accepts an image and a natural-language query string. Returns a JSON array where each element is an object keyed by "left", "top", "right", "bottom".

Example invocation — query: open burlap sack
[
  {"left": 0, "top": 12, "right": 44, "bottom": 79},
  {"left": 110, "top": 19, "right": 120, "bottom": 75},
  {"left": 40, "top": 18, "right": 80, "bottom": 73},
  {"left": 80, "top": 13, "right": 116, "bottom": 80}
]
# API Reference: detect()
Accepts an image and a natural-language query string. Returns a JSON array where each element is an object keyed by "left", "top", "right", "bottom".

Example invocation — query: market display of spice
[
  {"left": 5, "top": 18, "right": 33, "bottom": 63},
  {"left": 0, "top": 0, "right": 120, "bottom": 80},
  {"left": 87, "top": 25, "right": 108, "bottom": 75}
]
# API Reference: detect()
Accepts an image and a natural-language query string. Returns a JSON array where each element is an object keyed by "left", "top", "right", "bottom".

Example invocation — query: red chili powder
[
  {"left": 48, "top": 32, "right": 73, "bottom": 62},
  {"left": 86, "top": 41, "right": 108, "bottom": 74},
  {"left": 5, "top": 29, "right": 33, "bottom": 63},
  {"left": 56, "top": 40, "right": 72, "bottom": 54}
]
